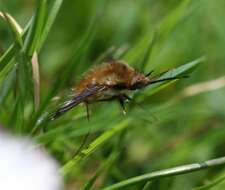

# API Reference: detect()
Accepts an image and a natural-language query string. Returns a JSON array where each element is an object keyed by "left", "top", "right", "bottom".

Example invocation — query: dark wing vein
[{"left": 50, "top": 85, "right": 106, "bottom": 120}]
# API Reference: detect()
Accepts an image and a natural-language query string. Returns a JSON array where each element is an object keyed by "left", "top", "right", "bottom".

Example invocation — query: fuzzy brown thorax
[{"left": 74, "top": 61, "right": 150, "bottom": 93}]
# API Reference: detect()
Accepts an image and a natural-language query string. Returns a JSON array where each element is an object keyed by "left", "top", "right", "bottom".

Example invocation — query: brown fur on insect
[
  {"left": 75, "top": 61, "right": 145, "bottom": 92},
  {"left": 50, "top": 60, "right": 187, "bottom": 120}
]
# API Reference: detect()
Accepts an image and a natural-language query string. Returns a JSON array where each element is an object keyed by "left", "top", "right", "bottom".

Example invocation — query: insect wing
[{"left": 50, "top": 85, "right": 106, "bottom": 120}]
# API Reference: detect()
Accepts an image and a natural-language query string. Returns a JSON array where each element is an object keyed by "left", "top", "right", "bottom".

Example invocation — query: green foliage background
[{"left": 1, "top": 0, "right": 225, "bottom": 189}]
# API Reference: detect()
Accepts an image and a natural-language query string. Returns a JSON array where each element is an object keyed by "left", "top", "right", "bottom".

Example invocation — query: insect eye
[{"left": 130, "top": 81, "right": 144, "bottom": 90}]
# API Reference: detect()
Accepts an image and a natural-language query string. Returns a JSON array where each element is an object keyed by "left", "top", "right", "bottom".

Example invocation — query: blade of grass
[
  {"left": 142, "top": 181, "right": 152, "bottom": 190},
  {"left": 35, "top": 117, "right": 117, "bottom": 144},
  {"left": 31, "top": 53, "right": 40, "bottom": 110},
  {"left": 63, "top": 0, "right": 107, "bottom": 77},
  {"left": 101, "top": 156, "right": 225, "bottom": 190},
  {"left": 29, "top": 9, "right": 101, "bottom": 134},
  {"left": 141, "top": 56, "right": 205, "bottom": 98},
  {"left": 15, "top": 53, "right": 32, "bottom": 132},
  {"left": 0, "top": 45, "right": 16, "bottom": 71},
  {"left": 60, "top": 119, "right": 130, "bottom": 176},
  {"left": 29, "top": 0, "right": 64, "bottom": 110},
  {"left": 22, "top": 0, "right": 62, "bottom": 110},
  {"left": 0, "top": 58, "right": 15, "bottom": 81},
  {"left": 7, "top": 97, "right": 20, "bottom": 130},
  {"left": 93, "top": 46, "right": 117, "bottom": 65},
  {"left": 4, "top": 3, "right": 46, "bottom": 110},
  {"left": 98, "top": 129, "right": 128, "bottom": 189},
  {"left": 0, "top": 11, "right": 29, "bottom": 72},
  {"left": 0, "top": 12, "right": 40, "bottom": 111},
  {"left": 124, "top": 0, "right": 193, "bottom": 67},
  {"left": 38, "top": 0, "right": 64, "bottom": 50},
  {"left": 0, "top": 12, "right": 23, "bottom": 47},
  {"left": 193, "top": 174, "right": 225, "bottom": 190},
  {"left": 23, "top": 0, "right": 46, "bottom": 57},
  {"left": 0, "top": 64, "right": 16, "bottom": 106},
  {"left": 65, "top": 12, "right": 99, "bottom": 76},
  {"left": 157, "top": 0, "right": 192, "bottom": 40},
  {"left": 137, "top": 30, "right": 158, "bottom": 71},
  {"left": 0, "top": 12, "right": 22, "bottom": 33},
  {"left": 172, "top": 75, "right": 225, "bottom": 103},
  {"left": 81, "top": 152, "right": 118, "bottom": 190},
  {"left": 0, "top": 17, "right": 33, "bottom": 71},
  {"left": 0, "top": 11, "right": 31, "bottom": 131},
  {"left": 113, "top": 44, "right": 130, "bottom": 60}
]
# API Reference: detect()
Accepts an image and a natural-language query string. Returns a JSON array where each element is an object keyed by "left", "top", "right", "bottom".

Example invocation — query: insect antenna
[{"left": 145, "top": 70, "right": 154, "bottom": 77}]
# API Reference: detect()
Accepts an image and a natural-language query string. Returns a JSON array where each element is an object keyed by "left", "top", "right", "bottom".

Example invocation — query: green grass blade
[
  {"left": 0, "top": 11, "right": 22, "bottom": 72},
  {"left": 29, "top": 10, "right": 100, "bottom": 133},
  {"left": 38, "top": 0, "right": 64, "bottom": 50},
  {"left": 124, "top": 0, "right": 193, "bottom": 69},
  {"left": 143, "top": 56, "right": 205, "bottom": 97},
  {"left": 31, "top": 53, "right": 40, "bottom": 110},
  {"left": 0, "top": 59, "right": 14, "bottom": 81},
  {"left": 193, "top": 174, "right": 225, "bottom": 190},
  {"left": 60, "top": 119, "right": 130, "bottom": 176},
  {"left": 0, "top": 18, "right": 32, "bottom": 71},
  {"left": 50, "top": 9, "right": 98, "bottom": 88},
  {"left": 137, "top": 31, "right": 158, "bottom": 71},
  {"left": 11, "top": 49, "right": 37, "bottom": 132},
  {"left": 65, "top": 13, "right": 99, "bottom": 75},
  {"left": 0, "top": 45, "right": 16, "bottom": 71},
  {"left": 23, "top": 0, "right": 46, "bottom": 57},
  {"left": 1, "top": 12, "right": 23, "bottom": 48},
  {"left": 142, "top": 181, "right": 152, "bottom": 190},
  {"left": 93, "top": 46, "right": 117, "bottom": 65},
  {"left": 7, "top": 97, "right": 20, "bottom": 130},
  {"left": 100, "top": 156, "right": 225, "bottom": 190},
  {"left": 157, "top": 0, "right": 192, "bottom": 40},
  {"left": 81, "top": 153, "right": 118, "bottom": 190},
  {"left": 0, "top": 64, "right": 16, "bottom": 105}
]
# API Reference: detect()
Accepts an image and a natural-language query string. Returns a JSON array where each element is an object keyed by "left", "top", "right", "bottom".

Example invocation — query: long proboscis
[{"left": 147, "top": 75, "right": 189, "bottom": 86}]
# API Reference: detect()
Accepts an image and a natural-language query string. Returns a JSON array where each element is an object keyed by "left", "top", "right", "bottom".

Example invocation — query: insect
[{"left": 50, "top": 60, "right": 187, "bottom": 120}]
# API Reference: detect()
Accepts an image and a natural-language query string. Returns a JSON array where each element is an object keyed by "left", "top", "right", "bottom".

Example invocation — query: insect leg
[
  {"left": 118, "top": 94, "right": 132, "bottom": 115},
  {"left": 123, "top": 95, "right": 158, "bottom": 123},
  {"left": 118, "top": 98, "right": 126, "bottom": 115},
  {"left": 72, "top": 127, "right": 91, "bottom": 158},
  {"left": 122, "top": 94, "right": 132, "bottom": 101},
  {"left": 72, "top": 104, "right": 91, "bottom": 158},
  {"left": 96, "top": 96, "right": 117, "bottom": 102}
]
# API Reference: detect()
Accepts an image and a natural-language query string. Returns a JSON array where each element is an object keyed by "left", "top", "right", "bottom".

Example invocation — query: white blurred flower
[{"left": 0, "top": 132, "right": 63, "bottom": 190}]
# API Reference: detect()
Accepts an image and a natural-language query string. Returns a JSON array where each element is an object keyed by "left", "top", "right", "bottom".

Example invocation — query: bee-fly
[{"left": 50, "top": 60, "right": 187, "bottom": 120}]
